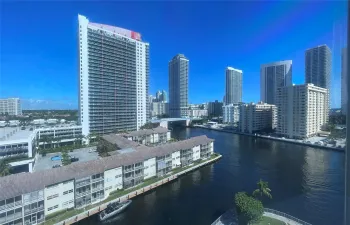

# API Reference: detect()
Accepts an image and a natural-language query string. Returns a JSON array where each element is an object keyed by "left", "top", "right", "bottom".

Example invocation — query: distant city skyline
[{"left": 0, "top": 1, "right": 347, "bottom": 109}]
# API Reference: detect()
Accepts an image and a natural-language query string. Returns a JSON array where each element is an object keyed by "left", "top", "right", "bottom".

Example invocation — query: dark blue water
[{"left": 79, "top": 127, "right": 345, "bottom": 225}]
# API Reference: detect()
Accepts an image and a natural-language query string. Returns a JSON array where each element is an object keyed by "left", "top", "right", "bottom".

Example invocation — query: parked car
[
  {"left": 52, "top": 164, "right": 61, "bottom": 168},
  {"left": 70, "top": 157, "right": 79, "bottom": 162}
]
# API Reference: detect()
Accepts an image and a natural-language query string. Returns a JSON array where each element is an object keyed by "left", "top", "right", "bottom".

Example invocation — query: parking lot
[{"left": 33, "top": 146, "right": 99, "bottom": 172}]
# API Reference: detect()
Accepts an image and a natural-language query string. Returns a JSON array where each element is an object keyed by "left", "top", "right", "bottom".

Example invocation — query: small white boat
[{"left": 99, "top": 200, "right": 132, "bottom": 221}]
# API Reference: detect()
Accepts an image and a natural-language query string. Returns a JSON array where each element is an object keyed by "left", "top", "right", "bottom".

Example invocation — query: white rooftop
[
  {"left": 0, "top": 127, "right": 32, "bottom": 142},
  {"left": 226, "top": 67, "right": 243, "bottom": 73}
]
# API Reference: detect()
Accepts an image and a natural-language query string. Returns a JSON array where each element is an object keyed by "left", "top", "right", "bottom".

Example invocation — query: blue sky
[{"left": 0, "top": 1, "right": 347, "bottom": 109}]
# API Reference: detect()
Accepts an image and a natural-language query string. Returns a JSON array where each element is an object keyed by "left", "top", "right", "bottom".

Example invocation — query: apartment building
[
  {"left": 222, "top": 104, "right": 240, "bottom": 126},
  {"left": 188, "top": 109, "right": 208, "bottom": 118},
  {"left": 150, "top": 102, "right": 169, "bottom": 117},
  {"left": 121, "top": 127, "right": 171, "bottom": 145},
  {"left": 260, "top": 60, "right": 292, "bottom": 105},
  {"left": 0, "top": 98, "right": 22, "bottom": 116},
  {"left": 208, "top": 100, "right": 223, "bottom": 117},
  {"left": 78, "top": 15, "right": 149, "bottom": 137},
  {"left": 169, "top": 54, "right": 189, "bottom": 118},
  {"left": 239, "top": 102, "right": 277, "bottom": 134},
  {"left": 276, "top": 84, "right": 328, "bottom": 139},
  {"left": 0, "top": 125, "right": 82, "bottom": 173},
  {"left": 225, "top": 67, "right": 242, "bottom": 105},
  {"left": 0, "top": 135, "right": 214, "bottom": 224}
]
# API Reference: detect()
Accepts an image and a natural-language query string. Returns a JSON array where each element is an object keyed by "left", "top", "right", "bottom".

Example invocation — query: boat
[{"left": 98, "top": 200, "right": 132, "bottom": 221}]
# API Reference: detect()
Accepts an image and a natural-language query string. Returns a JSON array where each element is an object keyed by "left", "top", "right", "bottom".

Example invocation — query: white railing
[{"left": 264, "top": 208, "right": 312, "bottom": 225}]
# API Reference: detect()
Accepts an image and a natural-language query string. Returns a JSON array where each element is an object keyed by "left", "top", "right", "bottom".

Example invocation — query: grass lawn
[{"left": 254, "top": 216, "right": 285, "bottom": 225}]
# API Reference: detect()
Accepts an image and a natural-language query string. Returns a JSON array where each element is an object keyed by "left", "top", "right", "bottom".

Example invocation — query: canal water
[{"left": 78, "top": 127, "right": 345, "bottom": 225}]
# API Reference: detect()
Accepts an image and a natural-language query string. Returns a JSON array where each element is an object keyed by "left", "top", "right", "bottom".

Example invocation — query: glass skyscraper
[
  {"left": 260, "top": 60, "right": 292, "bottom": 105},
  {"left": 169, "top": 54, "right": 189, "bottom": 118}
]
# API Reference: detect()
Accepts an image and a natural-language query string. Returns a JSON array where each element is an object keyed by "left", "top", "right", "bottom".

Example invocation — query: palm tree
[
  {"left": 252, "top": 179, "right": 272, "bottom": 199},
  {"left": 0, "top": 159, "right": 11, "bottom": 177}
]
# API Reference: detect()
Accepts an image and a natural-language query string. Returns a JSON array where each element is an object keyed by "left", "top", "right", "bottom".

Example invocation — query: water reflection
[{"left": 78, "top": 128, "right": 344, "bottom": 225}]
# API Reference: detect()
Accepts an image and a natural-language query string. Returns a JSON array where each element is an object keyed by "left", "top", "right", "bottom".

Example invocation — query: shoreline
[
  {"left": 192, "top": 125, "right": 345, "bottom": 153},
  {"left": 49, "top": 154, "right": 222, "bottom": 225}
]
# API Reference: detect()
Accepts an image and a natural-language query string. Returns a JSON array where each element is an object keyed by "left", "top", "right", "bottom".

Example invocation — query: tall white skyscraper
[
  {"left": 78, "top": 15, "right": 149, "bottom": 137},
  {"left": 276, "top": 84, "right": 328, "bottom": 139},
  {"left": 260, "top": 60, "right": 292, "bottom": 104},
  {"left": 169, "top": 54, "right": 189, "bottom": 118},
  {"left": 0, "top": 98, "right": 22, "bottom": 116},
  {"left": 225, "top": 67, "right": 242, "bottom": 105},
  {"left": 341, "top": 47, "right": 348, "bottom": 115}
]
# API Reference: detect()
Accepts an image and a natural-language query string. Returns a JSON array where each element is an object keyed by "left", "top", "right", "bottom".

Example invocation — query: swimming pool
[{"left": 51, "top": 155, "right": 62, "bottom": 161}]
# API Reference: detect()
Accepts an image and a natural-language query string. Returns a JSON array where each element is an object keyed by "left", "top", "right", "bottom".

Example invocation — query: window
[
  {"left": 48, "top": 205, "right": 58, "bottom": 211},
  {"left": 47, "top": 194, "right": 59, "bottom": 200}
]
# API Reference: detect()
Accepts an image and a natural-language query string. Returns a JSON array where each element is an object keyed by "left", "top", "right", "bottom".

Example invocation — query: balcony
[
  {"left": 91, "top": 176, "right": 104, "bottom": 183},
  {"left": 76, "top": 181, "right": 91, "bottom": 188},
  {"left": 124, "top": 175, "right": 134, "bottom": 181},
  {"left": 24, "top": 205, "right": 44, "bottom": 215},
  {"left": 92, "top": 185, "right": 104, "bottom": 193},
  {"left": 76, "top": 190, "right": 91, "bottom": 198}
]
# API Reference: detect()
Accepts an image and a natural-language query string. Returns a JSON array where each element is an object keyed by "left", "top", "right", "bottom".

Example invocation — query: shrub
[{"left": 235, "top": 192, "right": 264, "bottom": 224}]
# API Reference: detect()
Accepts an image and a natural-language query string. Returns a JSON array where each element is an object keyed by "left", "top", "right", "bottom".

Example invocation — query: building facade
[
  {"left": 208, "top": 100, "right": 223, "bottom": 118},
  {"left": 305, "top": 45, "right": 332, "bottom": 90},
  {"left": 150, "top": 102, "right": 169, "bottom": 117},
  {"left": 222, "top": 104, "right": 240, "bottom": 126},
  {"left": 0, "top": 135, "right": 214, "bottom": 225},
  {"left": 0, "top": 98, "right": 22, "bottom": 116},
  {"left": 260, "top": 60, "right": 292, "bottom": 104},
  {"left": 239, "top": 102, "right": 277, "bottom": 134},
  {"left": 188, "top": 109, "right": 208, "bottom": 118},
  {"left": 169, "top": 54, "right": 189, "bottom": 118},
  {"left": 225, "top": 67, "right": 242, "bottom": 105},
  {"left": 122, "top": 127, "right": 171, "bottom": 145},
  {"left": 342, "top": 47, "right": 348, "bottom": 115},
  {"left": 78, "top": 15, "right": 149, "bottom": 137},
  {"left": 276, "top": 84, "right": 328, "bottom": 139}
]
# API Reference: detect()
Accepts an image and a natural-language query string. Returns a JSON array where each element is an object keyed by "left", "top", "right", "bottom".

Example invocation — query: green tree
[
  {"left": 252, "top": 179, "right": 272, "bottom": 200},
  {"left": 97, "top": 142, "right": 110, "bottom": 157},
  {"left": 61, "top": 151, "right": 71, "bottom": 166},
  {"left": 0, "top": 159, "right": 11, "bottom": 177},
  {"left": 235, "top": 192, "right": 264, "bottom": 224}
]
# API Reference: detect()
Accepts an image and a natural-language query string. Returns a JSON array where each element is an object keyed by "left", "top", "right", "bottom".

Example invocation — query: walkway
[{"left": 264, "top": 212, "right": 301, "bottom": 225}]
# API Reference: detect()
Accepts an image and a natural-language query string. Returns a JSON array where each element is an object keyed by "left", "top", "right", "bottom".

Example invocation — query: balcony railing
[
  {"left": 124, "top": 176, "right": 134, "bottom": 181},
  {"left": 76, "top": 191, "right": 91, "bottom": 198},
  {"left": 91, "top": 176, "right": 104, "bottom": 183},
  {"left": 24, "top": 205, "right": 44, "bottom": 215},
  {"left": 76, "top": 181, "right": 91, "bottom": 188},
  {"left": 92, "top": 185, "right": 104, "bottom": 193}
]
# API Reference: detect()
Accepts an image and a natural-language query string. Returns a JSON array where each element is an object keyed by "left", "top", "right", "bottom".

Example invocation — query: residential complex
[
  {"left": 239, "top": 102, "right": 277, "bottom": 134},
  {"left": 120, "top": 127, "right": 171, "bottom": 145},
  {"left": 150, "top": 102, "right": 169, "bottom": 117},
  {"left": 0, "top": 125, "right": 83, "bottom": 172},
  {"left": 276, "top": 84, "right": 328, "bottom": 139},
  {"left": 225, "top": 67, "right": 242, "bottom": 105},
  {"left": 169, "top": 54, "right": 189, "bottom": 118},
  {"left": 222, "top": 104, "right": 240, "bottom": 126},
  {"left": 0, "top": 133, "right": 214, "bottom": 225},
  {"left": 260, "top": 60, "right": 292, "bottom": 104},
  {"left": 0, "top": 98, "right": 22, "bottom": 116},
  {"left": 188, "top": 109, "right": 208, "bottom": 118},
  {"left": 208, "top": 100, "right": 223, "bottom": 118},
  {"left": 342, "top": 47, "right": 348, "bottom": 115},
  {"left": 78, "top": 15, "right": 149, "bottom": 137}
]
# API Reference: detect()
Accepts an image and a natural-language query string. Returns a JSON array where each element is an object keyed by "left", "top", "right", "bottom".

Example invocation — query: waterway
[{"left": 78, "top": 127, "right": 345, "bottom": 225}]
